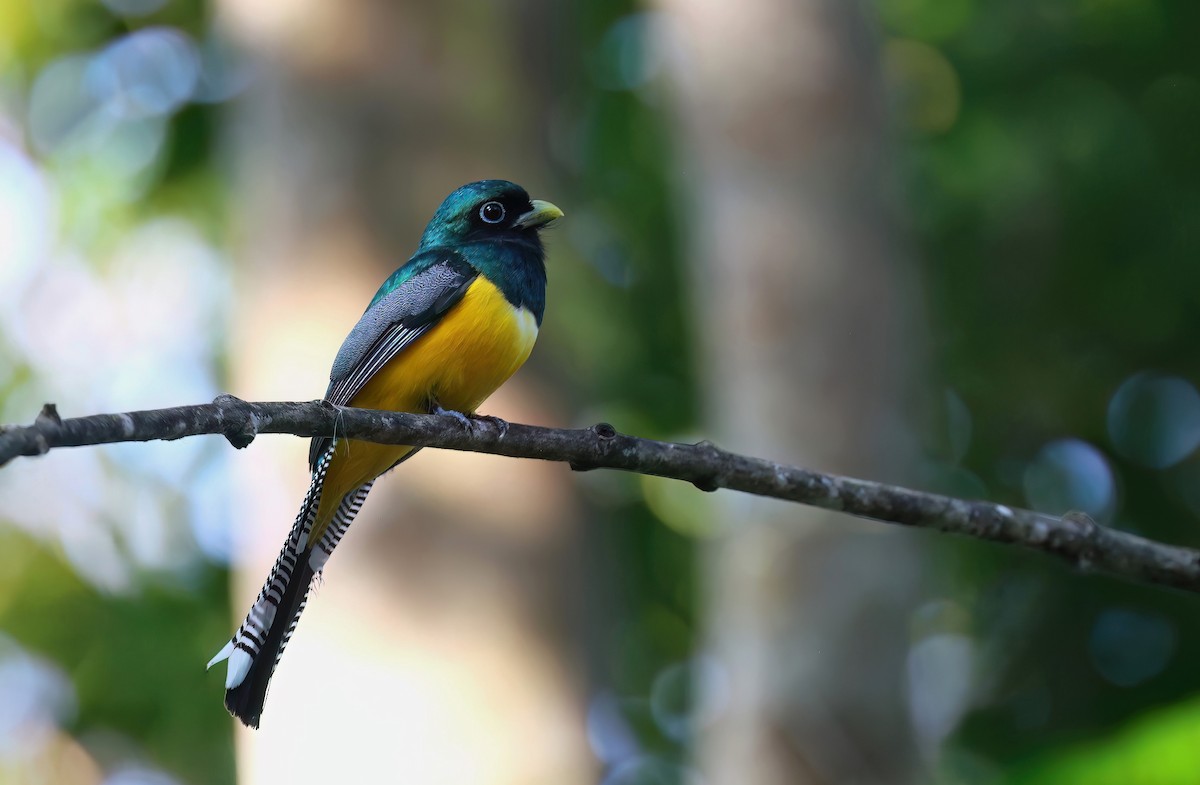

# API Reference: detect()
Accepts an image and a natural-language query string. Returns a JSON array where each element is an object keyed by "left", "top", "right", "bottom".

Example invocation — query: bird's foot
[
  {"left": 470, "top": 413, "right": 509, "bottom": 438},
  {"left": 432, "top": 404, "right": 473, "bottom": 429},
  {"left": 431, "top": 405, "right": 508, "bottom": 437}
]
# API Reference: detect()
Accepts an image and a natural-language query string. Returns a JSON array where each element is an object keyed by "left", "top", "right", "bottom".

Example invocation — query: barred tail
[
  {"left": 207, "top": 445, "right": 373, "bottom": 728},
  {"left": 222, "top": 535, "right": 316, "bottom": 728}
]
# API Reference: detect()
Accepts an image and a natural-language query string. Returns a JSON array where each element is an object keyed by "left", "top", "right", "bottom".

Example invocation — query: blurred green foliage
[
  {"left": 0, "top": 1, "right": 233, "bottom": 783},
  {"left": 883, "top": 0, "right": 1200, "bottom": 781},
  {"left": 549, "top": 2, "right": 700, "bottom": 766},
  {"left": 0, "top": 528, "right": 233, "bottom": 782}
]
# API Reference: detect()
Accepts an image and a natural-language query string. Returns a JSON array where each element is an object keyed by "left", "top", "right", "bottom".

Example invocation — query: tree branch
[{"left": 2, "top": 396, "right": 1199, "bottom": 595}]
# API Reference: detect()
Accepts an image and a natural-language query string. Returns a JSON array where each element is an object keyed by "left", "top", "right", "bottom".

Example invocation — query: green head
[
  {"left": 417, "top": 180, "right": 563, "bottom": 252},
  {"left": 398, "top": 179, "right": 562, "bottom": 325}
]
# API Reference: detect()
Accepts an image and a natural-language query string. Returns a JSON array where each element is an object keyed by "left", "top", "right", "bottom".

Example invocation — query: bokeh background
[{"left": 2, "top": 0, "right": 1200, "bottom": 783}]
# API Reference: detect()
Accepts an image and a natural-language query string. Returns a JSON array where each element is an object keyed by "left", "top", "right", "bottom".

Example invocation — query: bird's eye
[{"left": 479, "top": 201, "right": 506, "bottom": 224}]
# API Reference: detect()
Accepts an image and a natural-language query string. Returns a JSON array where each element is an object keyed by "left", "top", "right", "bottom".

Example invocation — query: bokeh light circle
[
  {"left": 87, "top": 27, "right": 200, "bottom": 120},
  {"left": 1088, "top": 608, "right": 1176, "bottom": 687},
  {"left": 1022, "top": 439, "right": 1115, "bottom": 519},
  {"left": 649, "top": 655, "right": 729, "bottom": 742},
  {"left": 28, "top": 54, "right": 116, "bottom": 155},
  {"left": 0, "top": 142, "right": 54, "bottom": 302},
  {"left": 1107, "top": 372, "right": 1200, "bottom": 469}
]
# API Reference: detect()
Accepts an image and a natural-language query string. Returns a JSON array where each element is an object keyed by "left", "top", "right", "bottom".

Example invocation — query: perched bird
[{"left": 207, "top": 180, "right": 563, "bottom": 728}]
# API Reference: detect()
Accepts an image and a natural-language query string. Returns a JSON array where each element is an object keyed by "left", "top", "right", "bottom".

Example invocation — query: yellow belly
[{"left": 309, "top": 275, "right": 538, "bottom": 542}]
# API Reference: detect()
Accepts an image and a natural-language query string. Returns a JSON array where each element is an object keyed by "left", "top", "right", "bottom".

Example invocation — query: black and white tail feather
[{"left": 207, "top": 442, "right": 373, "bottom": 728}]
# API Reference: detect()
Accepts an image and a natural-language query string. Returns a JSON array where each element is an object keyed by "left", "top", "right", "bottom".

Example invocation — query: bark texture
[{"left": 5, "top": 399, "right": 1199, "bottom": 596}]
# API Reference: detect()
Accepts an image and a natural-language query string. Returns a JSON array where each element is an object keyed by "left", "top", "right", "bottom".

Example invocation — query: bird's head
[{"left": 418, "top": 180, "right": 563, "bottom": 251}]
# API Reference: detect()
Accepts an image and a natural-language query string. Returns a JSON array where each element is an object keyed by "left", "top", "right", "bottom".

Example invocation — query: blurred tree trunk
[
  {"left": 216, "top": 1, "right": 590, "bottom": 783},
  {"left": 657, "top": 1, "right": 922, "bottom": 783}
]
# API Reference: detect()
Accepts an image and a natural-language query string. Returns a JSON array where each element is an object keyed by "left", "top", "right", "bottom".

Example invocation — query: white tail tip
[
  {"left": 207, "top": 640, "right": 253, "bottom": 689},
  {"left": 225, "top": 648, "right": 253, "bottom": 689},
  {"left": 207, "top": 639, "right": 234, "bottom": 670}
]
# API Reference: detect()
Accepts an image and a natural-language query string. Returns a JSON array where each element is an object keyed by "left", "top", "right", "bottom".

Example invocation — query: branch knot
[
  {"left": 36, "top": 403, "right": 63, "bottom": 427},
  {"left": 213, "top": 394, "right": 259, "bottom": 450}
]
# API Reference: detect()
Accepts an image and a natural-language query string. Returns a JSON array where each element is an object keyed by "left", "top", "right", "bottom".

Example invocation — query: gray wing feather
[
  {"left": 328, "top": 258, "right": 475, "bottom": 387},
  {"left": 308, "top": 251, "right": 477, "bottom": 467},
  {"left": 323, "top": 323, "right": 426, "bottom": 408}
]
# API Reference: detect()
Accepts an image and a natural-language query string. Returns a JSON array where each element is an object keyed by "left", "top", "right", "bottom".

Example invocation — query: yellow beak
[{"left": 514, "top": 199, "right": 564, "bottom": 230}]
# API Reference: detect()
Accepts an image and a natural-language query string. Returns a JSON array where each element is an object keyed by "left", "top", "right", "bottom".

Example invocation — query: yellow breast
[
  {"left": 350, "top": 275, "right": 538, "bottom": 415},
  {"left": 310, "top": 276, "right": 539, "bottom": 538}
]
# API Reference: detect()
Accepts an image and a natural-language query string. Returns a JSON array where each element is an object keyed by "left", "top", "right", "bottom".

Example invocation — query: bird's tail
[{"left": 207, "top": 445, "right": 373, "bottom": 728}]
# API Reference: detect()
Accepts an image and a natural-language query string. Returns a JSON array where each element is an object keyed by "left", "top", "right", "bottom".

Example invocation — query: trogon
[{"left": 207, "top": 180, "right": 563, "bottom": 728}]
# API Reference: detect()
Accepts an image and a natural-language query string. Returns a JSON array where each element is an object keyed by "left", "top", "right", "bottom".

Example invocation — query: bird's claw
[
  {"left": 432, "top": 404, "right": 473, "bottom": 430},
  {"left": 431, "top": 405, "right": 508, "bottom": 437},
  {"left": 471, "top": 413, "right": 509, "bottom": 438}
]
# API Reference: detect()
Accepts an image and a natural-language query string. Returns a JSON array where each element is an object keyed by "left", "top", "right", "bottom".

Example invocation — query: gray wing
[{"left": 308, "top": 250, "right": 477, "bottom": 468}]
